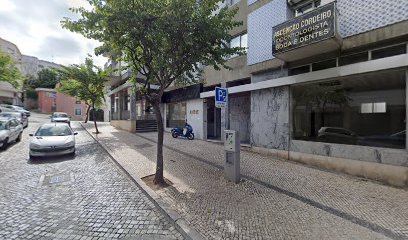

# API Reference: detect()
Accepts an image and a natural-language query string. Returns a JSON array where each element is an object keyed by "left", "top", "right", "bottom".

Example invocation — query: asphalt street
[{"left": 0, "top": 113, "right": 183, "bottom": 240}]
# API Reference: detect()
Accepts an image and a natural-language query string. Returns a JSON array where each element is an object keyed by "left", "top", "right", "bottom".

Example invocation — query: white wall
[{"left": 187, "top": 99, "right": 204, "bottom": 140}]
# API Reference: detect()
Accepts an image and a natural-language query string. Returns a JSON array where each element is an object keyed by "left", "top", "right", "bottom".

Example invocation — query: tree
[
  {"left": 300, "top": 81, "right": 351, "bottom": 135},
  {"left": 24, "top": 68, "right": 60, "bottom": 89},
  {"left": 57, "top": 58, "right": 110, "bottom": 133},
  {"left": 62, "top": 0, "right": 244, "bottom": 184},
  {"left": 0, "top": 51, "right": 22, "bottom": 88}
]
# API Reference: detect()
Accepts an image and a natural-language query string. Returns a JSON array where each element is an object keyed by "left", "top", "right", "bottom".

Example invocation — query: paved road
[
  {"left": 0, "top": 113, "right": 183, "bottom": 240},
  {"left": 83, "top": 122, "right": 408, "bottom": 240}
]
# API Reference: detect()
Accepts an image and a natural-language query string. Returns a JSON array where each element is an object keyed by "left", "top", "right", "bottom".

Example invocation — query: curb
[{"left": 80, "top": 123, "right": 205, "bottom": 240}]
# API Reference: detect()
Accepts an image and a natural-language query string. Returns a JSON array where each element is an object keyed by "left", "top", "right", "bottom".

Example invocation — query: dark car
[
  {"left": 359, "top": 130, "right": 406, "bottom": 149},
  {"left": 317, "top": 127, "right": 359, "bottom": 145}
]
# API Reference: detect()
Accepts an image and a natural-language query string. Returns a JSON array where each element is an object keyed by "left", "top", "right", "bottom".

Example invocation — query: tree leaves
[{"left": 0, "top": 52, "right": 23, "bottom": 88}]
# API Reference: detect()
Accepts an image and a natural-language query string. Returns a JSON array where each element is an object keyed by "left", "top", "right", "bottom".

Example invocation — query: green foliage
[
  {"left": 0, "top": 51, "right": 23, "bottom": 88},
  {"left": 24, "top": 68, "right": 60, "bottom": 89},
  {"left": 25, "top": 88, "right": 38, "bottom": 100},
  {"left": 57, "top": 58, "right": 110, "bottom": 109},
  {"left": 62, "top": 0, "right": 244, "bottom": 100}
]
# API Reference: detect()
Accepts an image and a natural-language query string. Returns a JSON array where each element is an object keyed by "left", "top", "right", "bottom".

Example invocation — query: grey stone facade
[
  {"left": 290, "top": 140, "right": 408, "bottom": 167},
  {"left": 247, "top": 0, "right": 408, "bottom": 66},
  {"left": 250, "top": 86, "right": 289, "bottom": 150},
  {"left": 229, "top": 94, "right": 251, "bottom": 143}
]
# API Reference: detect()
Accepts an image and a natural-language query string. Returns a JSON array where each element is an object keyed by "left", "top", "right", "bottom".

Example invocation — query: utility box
[{"left": 224, "top": 130, "right": 240, "bottom": 183}]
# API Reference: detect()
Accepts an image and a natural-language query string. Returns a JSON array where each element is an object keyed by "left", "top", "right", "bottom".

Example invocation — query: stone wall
[
  {"left": 229, "top": 94, "right": 251, "bottom": 143},
  {"left": 250, "top": 86, "right": 289, "bottom": 150}
]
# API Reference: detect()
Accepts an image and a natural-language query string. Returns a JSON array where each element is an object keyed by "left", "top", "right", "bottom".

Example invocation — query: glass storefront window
[
  {"left": 292, "top": 71, "right": 406, "bottom": 149},
  {"left": 166, "top": 102, "right": 186, "bottom": 128}
]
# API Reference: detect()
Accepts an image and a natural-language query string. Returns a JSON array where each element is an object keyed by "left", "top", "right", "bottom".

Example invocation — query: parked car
[
  {"left": 359, "top": 130, "right": 406, "bottom": 149},
  {"left": 50, "top": 112, "right": 71, "bottom": 126},
  {"left": 0, "top": 104, "right": 31, "bottom": 116},
  {"left": 0, "top": 118, "right": 23, "bottom": 150},
  {"left": 0, "top": 112, "right": 28, "bottom": 128},
  {"left": 29, "top": 123, "right": 78, "bottom": 159},
  {"left": 317, "top": 127, "right": 359, "bottom": 145}
]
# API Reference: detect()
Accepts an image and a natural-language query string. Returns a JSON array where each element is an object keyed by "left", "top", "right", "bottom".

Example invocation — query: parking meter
[{"left": 224, "top": 130, "right": 240, "bottom": 183}]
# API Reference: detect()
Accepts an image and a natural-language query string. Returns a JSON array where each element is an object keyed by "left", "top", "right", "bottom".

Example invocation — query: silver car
[
  {"left": 50, "top": 112, "right": 71, "bottom": 126},
  {"left": 0, "top": 104, "right": 30, "bottom": 117},
  {"left": 0, "top": 118, "right": 24, "bottom": 150},
  {"left": 0, "top": 112, "right": 28, "bottom": 128},
  {"left": 29, "top": 123, "right": 77, "bottom": 159}
]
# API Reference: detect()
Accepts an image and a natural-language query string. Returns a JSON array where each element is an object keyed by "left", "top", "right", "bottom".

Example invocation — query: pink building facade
[
  {"left": 36, "top": 88, "right": 56, "bottom": 113},
  {"left": 56, "top": 91, "right": 87, "bottom": 121},
  {"left": 36, "top": 88, "right": 88, "bottom": 121}
]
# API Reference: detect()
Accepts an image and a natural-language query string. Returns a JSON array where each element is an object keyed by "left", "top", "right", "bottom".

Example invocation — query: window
[
  {"left": 361, "top": 102, "right": 387, "bottom": 114},
  {"left": 75, "top": 107, "right": 82, "bottom": 116},
  {"left": 339, "top": 52, "right": 368, "bottom": 66},
  {"left": 75, "top": 100, "right": 81, "bottom": 104},
  {"left": 312, "top": 59, "right": 337, "bottom": 71},
  {"left": 289, "top": 65, "right": 310, "bottom": 76},
  {"left": 371, "top": 44, "right": 406, "bottom": 60},
  {"left": 166, "top": 102, "right": 186, "bottom": 128},
  {"left": 229, "top": 33, "right": 247, "bottom": 58},
  {"left": 292, "top": 71, "right": 406, "bottom": 149},
  {"left": 295, "top": 0, "right": 321, "bottom": 17}
]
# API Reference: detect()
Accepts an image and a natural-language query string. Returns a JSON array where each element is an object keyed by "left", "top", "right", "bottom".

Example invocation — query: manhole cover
[
  {"left": 134, "top": 143, "right": 153, "bottom": 149},
  {"left": 39, "top": 172, "right": 74, "bottom": 186}
]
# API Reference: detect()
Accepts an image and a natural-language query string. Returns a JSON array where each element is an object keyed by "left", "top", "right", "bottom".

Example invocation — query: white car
[
  {"left": 50, "top": 112, "right": 71, "bottom": 126},
  {"left": 0, "top": 118, "right": 24, "bottom": 150},
  {"left": 0, "top": 112, "right": 28, "bottom": 128},
  {"left": 0, "top": 104, "right": 30, "bottom": 117},
  {"left": 29, "top": 123, "right": 77, "bottom": 159}
]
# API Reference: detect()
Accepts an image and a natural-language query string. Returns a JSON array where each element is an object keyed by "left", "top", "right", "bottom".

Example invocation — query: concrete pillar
[
  {"left": 129, "top": 89, "right": 137, "bottom": 121},
  {"left": 117, "top": 91, "right": 122, "bottom": 120},
  {"left": 221, "top": 82, "right": 229, "bottom": 142},
  {"left": 203, "top": 99, "right": 208, "bottom": 141}
]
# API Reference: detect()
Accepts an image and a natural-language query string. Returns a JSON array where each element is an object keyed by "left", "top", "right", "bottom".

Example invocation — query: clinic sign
[{"left": 272, "top": 2, "right": 336, "bottom": 55}]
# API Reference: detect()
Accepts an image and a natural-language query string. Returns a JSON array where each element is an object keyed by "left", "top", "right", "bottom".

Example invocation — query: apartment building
[{"left": 106, "top": 0, "right": 408, "bottom": 185}]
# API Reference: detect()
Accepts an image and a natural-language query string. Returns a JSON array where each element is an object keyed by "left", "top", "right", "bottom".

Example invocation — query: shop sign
[
  {"left": 272, "top": 2, "right": 336, "bottom": 55},
  {"left": 215, "top": 87, "right": 227, "bottom": 108}
]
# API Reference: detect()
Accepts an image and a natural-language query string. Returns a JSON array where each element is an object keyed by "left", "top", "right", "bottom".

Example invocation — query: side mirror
[
  {"left": 74, "top": 132, "right": 78, "bottom": 135},
  {"left": 29, "top": 134, "right": 33, "bottom": 136}
]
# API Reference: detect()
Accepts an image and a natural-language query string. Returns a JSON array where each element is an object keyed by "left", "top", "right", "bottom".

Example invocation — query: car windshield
[
  {"left": 35, "top": 125, "right": 72, "bottom": 136},
  {"left": 53, "top": 113, "right": 68, "bottom": 118},
  {"left": 0, "top": 121, "right": 7, "bottom": 130}
]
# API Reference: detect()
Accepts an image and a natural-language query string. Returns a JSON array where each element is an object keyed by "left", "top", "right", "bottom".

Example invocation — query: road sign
[{"left": 215, "top": 87, "right": 227, "bottom": 108}]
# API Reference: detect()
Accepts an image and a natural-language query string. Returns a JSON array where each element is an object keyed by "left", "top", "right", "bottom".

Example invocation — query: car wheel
[
  {"left": 16, "top": 133, "right": 22, "bottom": 142},
  {"left": 1, "top": 138, "right": 9, "bottom": 150}
]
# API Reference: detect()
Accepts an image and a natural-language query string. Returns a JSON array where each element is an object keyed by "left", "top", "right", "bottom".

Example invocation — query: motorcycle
[{"left": 171, "top": 124, "right": 194, "bottom": 140}]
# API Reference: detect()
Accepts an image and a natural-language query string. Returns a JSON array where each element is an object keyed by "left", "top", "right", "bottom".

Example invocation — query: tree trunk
[
  {"left": 92, "top": 103, "right": 99, "bottom": 134},
  {"left": 84, "top": 104, "right": 91, "bottom": 123},
  {"left": 152, "top": 101, "right": 165, "bottom": 185}
]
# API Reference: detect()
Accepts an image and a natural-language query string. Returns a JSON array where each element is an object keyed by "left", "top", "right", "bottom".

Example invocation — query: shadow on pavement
[{"left": 27, "top": 154, "right": 76, "bottom": 164}]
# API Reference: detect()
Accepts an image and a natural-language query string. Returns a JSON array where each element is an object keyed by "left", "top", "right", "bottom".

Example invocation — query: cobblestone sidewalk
[{"left": 82, "top": 122, "right": 408, "bottom": 240}]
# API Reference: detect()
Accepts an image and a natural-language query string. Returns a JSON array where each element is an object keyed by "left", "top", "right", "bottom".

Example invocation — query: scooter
[{"left": 171, "top": 124, "right": 194, "bottom": 140}]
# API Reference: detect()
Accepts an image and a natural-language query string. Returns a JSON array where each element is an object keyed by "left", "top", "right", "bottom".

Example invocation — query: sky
[{"left": 0, "top": 0, "right": 107, "bottom": 67}]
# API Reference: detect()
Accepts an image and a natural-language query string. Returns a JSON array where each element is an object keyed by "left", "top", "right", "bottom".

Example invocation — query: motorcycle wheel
[
  {"left": 172, "top": 131, "right": 178, "bottom": 138},
  {"left": 187, "top": 132, "right": 194, "bottom": 140}
]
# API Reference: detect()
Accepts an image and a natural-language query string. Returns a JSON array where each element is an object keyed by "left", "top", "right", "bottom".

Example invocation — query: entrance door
[{"left": 206, "top": 98, "right": 221, "bottom": 140}]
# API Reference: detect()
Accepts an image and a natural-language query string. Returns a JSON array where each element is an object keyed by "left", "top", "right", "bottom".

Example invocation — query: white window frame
[
  {"left": 75, "top": 107, "right": 82, "bottom": 116},
  {"left": 294, "top": 0, "right": 321, "bottom": 17}
]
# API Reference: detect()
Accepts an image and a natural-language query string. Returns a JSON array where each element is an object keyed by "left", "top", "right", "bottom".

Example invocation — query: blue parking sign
[{"left": 215, "top": 87, "right": 227, "bottom": 108}]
